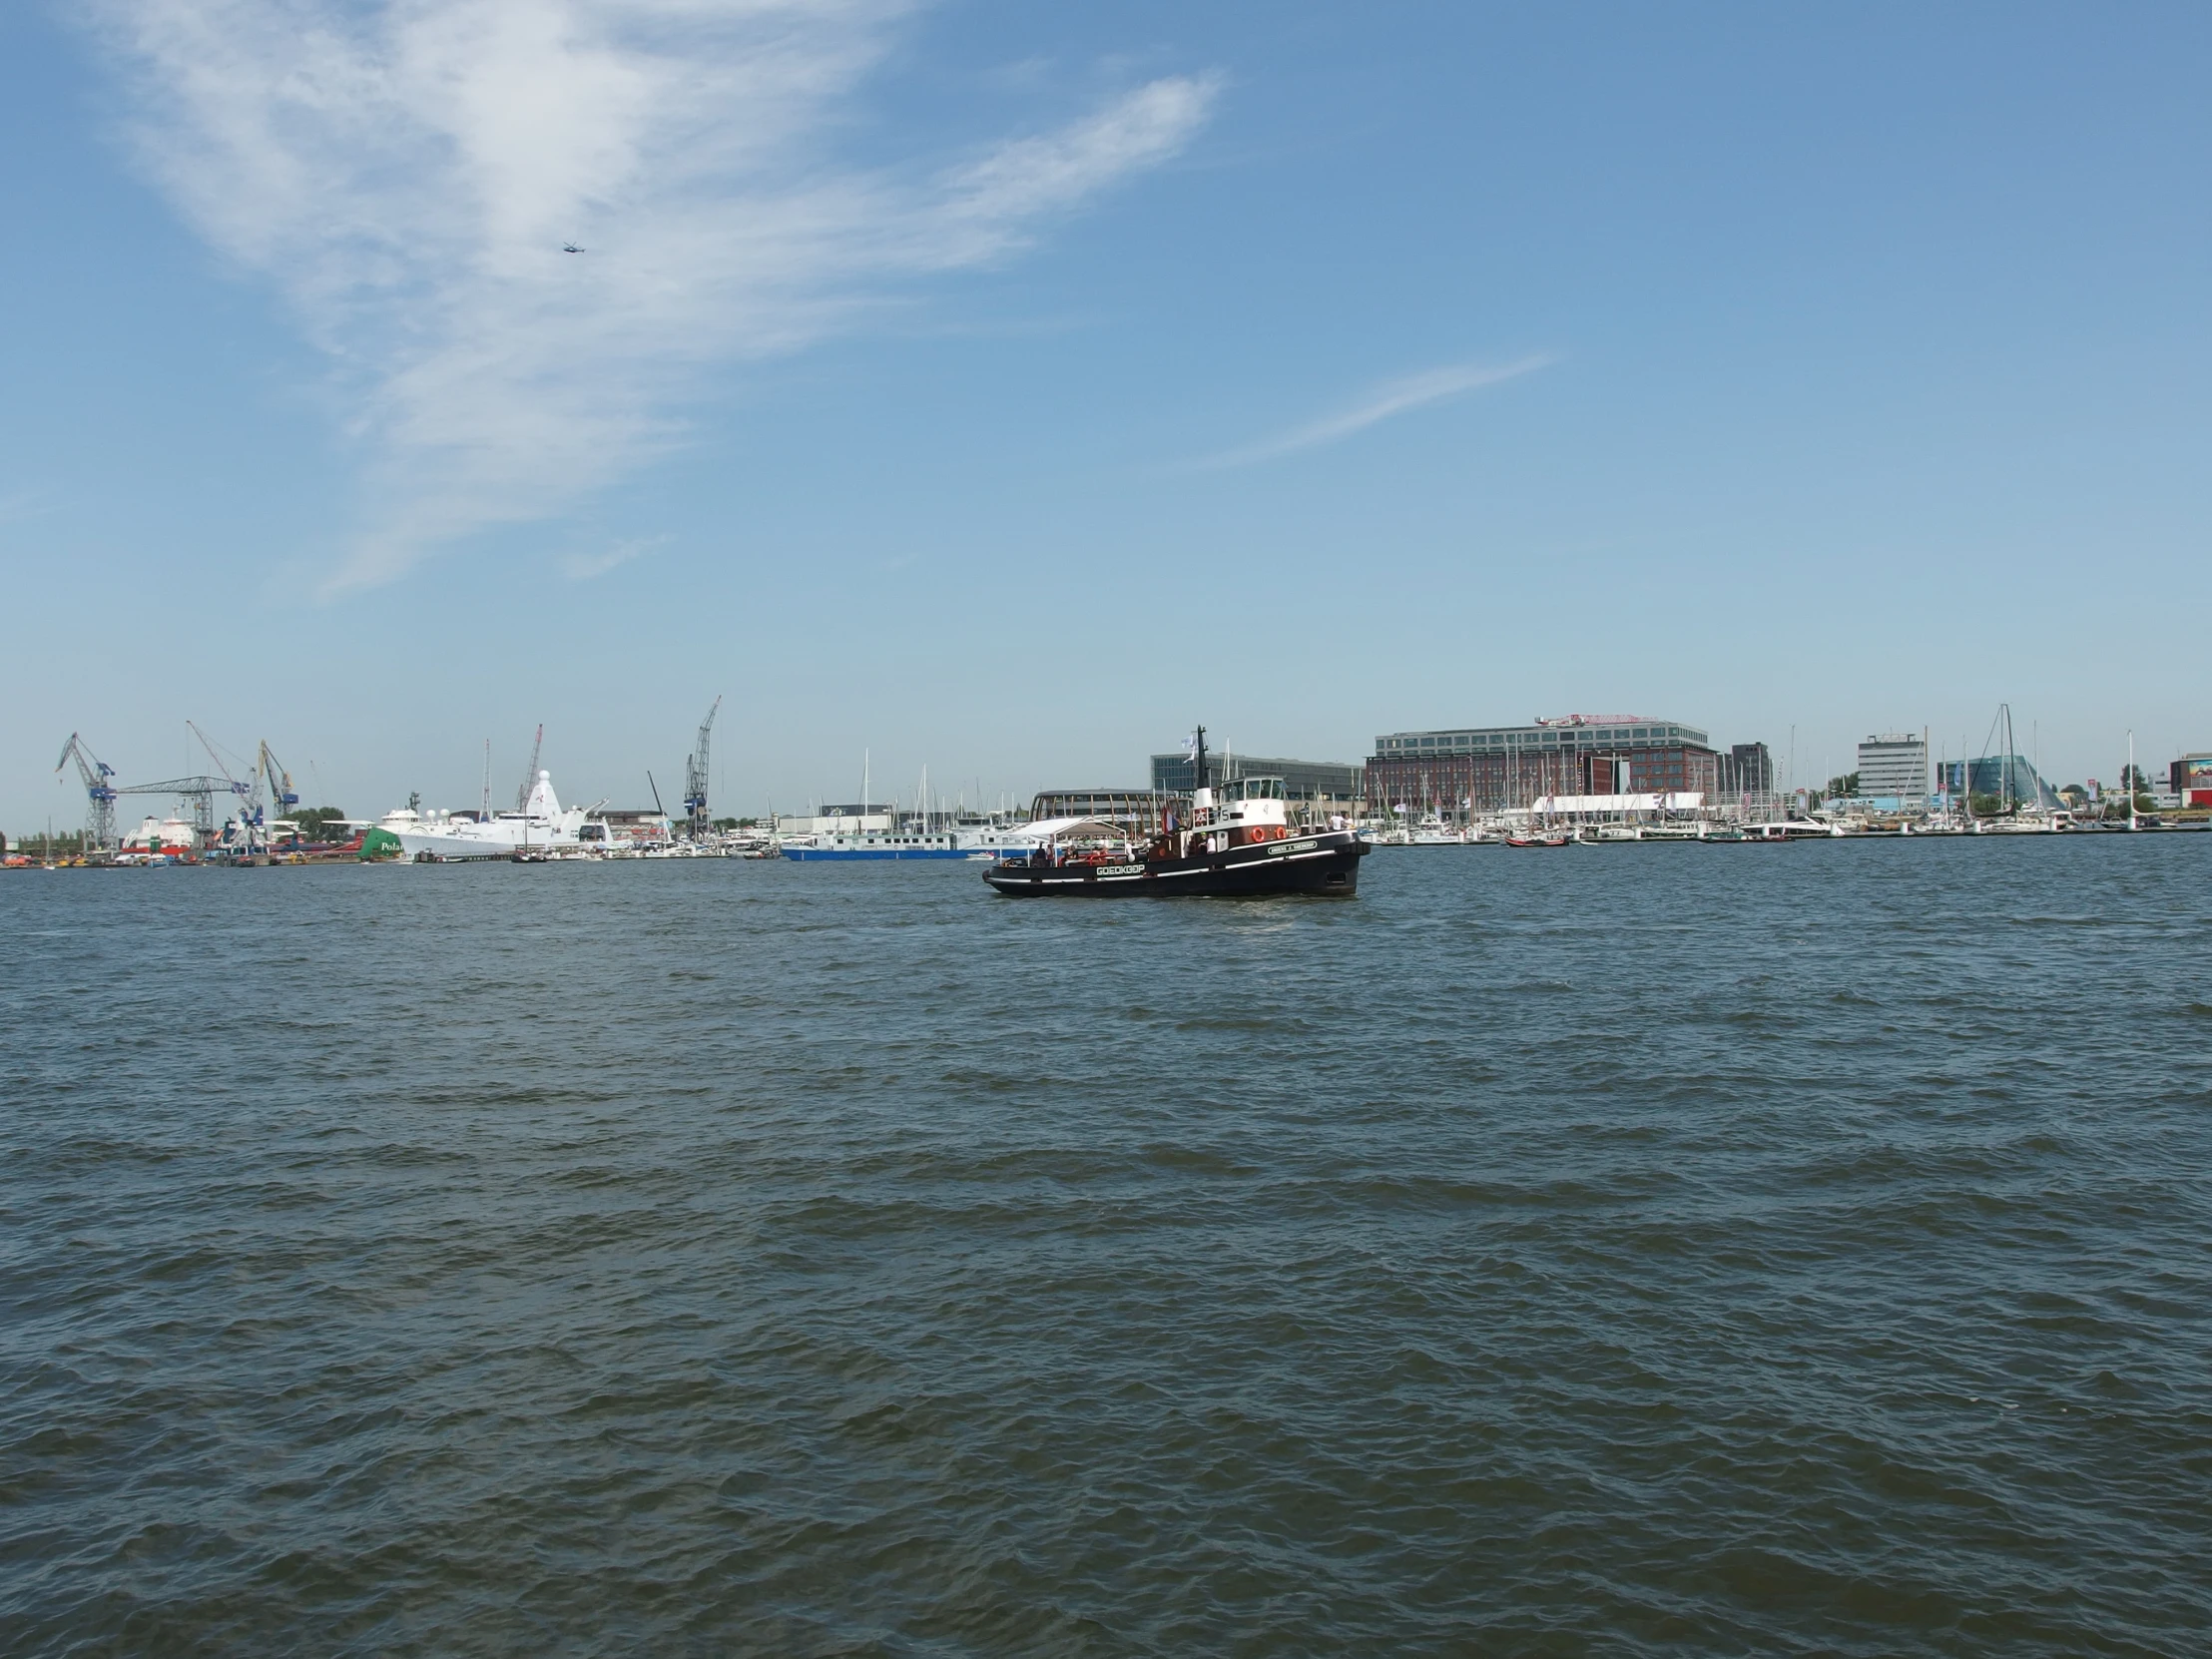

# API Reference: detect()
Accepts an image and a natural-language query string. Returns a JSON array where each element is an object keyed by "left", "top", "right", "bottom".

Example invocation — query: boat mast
[{"left": 2002, "top": 703, "right": 2015, "bottom": 816}]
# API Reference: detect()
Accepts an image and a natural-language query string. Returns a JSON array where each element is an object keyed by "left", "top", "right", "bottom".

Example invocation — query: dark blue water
[{"left": 5, "top": 838, "right": 2209, "bottom": 1656}]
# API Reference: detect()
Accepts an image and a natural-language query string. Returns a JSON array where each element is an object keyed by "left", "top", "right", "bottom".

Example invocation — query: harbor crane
[
  {"left": 684, "top": 696, "right": 721, "bottom": 837},
  {"left": 114, "top": 775, "right": 253, "bottom": 844},
  {"left": 55, "top": 733, "right": 119, "bottom": 850},
  {"left": 188, "top": 721, "right": 267, "bottom": 849},
  {"left": 258, "top": 742, "right": 300, "bottom": 827},
  {"left": 516, "top": 724, "right": 544, "bottom": 812}
]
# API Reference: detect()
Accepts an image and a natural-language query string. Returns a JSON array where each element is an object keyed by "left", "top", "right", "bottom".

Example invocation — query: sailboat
[{"left": 1978, "top": 704, "right": 2061, "bottom": 832}]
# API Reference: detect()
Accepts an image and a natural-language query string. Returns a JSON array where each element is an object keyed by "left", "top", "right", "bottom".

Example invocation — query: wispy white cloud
[
  {"left": 561, "top": 535, "right": 657, "bottom": 581},
  {"left": 86, "top": 2, "right": 1217, "bottom": 592},
  {"left": 1196, "top": 354, "right": 1554, "bottom": 469}
]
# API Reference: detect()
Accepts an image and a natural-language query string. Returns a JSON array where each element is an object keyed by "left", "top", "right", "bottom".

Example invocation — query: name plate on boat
[
  {"left": 1267, "top": 838, "right": 1319, "bottom": 856},
  {"left": 1097, "top": 863, "right": 1145, "bottom": 876}
]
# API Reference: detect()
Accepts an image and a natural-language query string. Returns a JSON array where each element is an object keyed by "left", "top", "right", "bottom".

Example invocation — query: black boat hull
[{"left": 983, "top": 830, "right": 1369, "bottom": 897}]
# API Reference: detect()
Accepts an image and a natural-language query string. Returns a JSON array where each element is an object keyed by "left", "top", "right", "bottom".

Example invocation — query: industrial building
[
  {"left": 1149, "top": 751, "right": 1364, "bottom": 807},
  {"left": 1856, "top": 733, "right": 1930, "bottom": 800},
  {"left": 1366, "top": 716, "right": 1720, "bottom": 812}
]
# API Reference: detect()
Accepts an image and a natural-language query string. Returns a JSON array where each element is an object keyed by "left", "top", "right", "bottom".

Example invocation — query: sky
[{"left": 4, "top": 1, "right": 2209, "bottom": 830}]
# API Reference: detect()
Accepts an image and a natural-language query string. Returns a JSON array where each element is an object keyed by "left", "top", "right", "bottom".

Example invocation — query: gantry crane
[
  {"left": 684, "top": 696, "right": 721, "bottom": 836},
  {"left": 55, "top": 733, "right": 119, "bottom": 850},
  {"left": 113, "top": 775, "right": 254, "bottom": 844}
]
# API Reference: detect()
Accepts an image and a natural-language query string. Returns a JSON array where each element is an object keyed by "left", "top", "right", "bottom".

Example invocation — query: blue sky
[{"left": 5, "top": 1, "right": 2208, "bottom": 830}]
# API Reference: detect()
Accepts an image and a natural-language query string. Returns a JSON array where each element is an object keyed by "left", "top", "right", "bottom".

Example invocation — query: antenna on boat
[{"left": 1193, "top": 725, "right": 1208, "bottom": 792}]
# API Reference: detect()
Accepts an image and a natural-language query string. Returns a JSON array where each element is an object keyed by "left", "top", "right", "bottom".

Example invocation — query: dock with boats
[{"left": 14, "top": 704, "right": 2208, "bottom": 872}]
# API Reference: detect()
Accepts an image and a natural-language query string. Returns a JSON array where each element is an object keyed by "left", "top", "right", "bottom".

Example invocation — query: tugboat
[{"left": 983, "top": 728, "right": 1369, "bottom": 898}]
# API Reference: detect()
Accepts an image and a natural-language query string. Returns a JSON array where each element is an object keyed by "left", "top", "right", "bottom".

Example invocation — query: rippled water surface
[{"left": 5, "top": 838, "right": 2210, "bottom": 1656}]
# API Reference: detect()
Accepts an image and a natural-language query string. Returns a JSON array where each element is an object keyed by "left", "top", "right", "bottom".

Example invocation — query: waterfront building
[
  {"left": 1935, "top": 756, "right": 2063, "bottom": 810},
  {"left": 601, "top": 808, "right": 674, "bottom": 843},
  {"left": 2169, "top": 754, "right": 2212, "bottom": 808},
  {"left": 1366, "top": 715, "right": 1718, "bottom": 813},
  {"left": 1149, "top": 751, "right": 1363, "bottom": 807},
  {"left": 1856, "top": 733, "right": 1929, "bottom": 800},
  {"left": 783, "top": 803, "right": 893, "bottom": 834},
  {"left": 1717, "top": 742, "right": 1773, "bottom": 797}
]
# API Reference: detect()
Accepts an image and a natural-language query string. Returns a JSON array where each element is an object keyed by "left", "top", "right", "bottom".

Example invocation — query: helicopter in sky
[{"left": 561, "top": 243, "right": 585, "bottom": 254}]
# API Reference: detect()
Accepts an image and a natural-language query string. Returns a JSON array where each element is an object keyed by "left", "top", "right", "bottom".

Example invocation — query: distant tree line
[
  {"left": 6, "top": 830, "right": 91, "bottom": 857},
  {"left": 286, "top": 807, "right": 349, "bottom": 840}
]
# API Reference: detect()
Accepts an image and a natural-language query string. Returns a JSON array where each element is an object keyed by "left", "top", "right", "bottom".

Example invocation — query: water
[{"left": 4, "top": 838, "right": 2209, "bottom": 1656}]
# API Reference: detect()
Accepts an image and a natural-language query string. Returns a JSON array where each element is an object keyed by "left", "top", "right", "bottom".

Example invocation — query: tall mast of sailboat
[
  {"left": 1999, "top": 703, "right": 2010, "bottom": 815},
  {"left": 2012, "top": 707, "right": 2028, "bottom": 812}
]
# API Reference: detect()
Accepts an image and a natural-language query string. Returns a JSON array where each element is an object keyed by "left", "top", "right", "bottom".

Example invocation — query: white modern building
[{"left": 1856, "top": 732, "right": 1929, "bottom": 799}]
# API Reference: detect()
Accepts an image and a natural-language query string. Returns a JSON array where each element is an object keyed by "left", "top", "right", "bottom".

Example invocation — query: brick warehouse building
[{"left": 1367, "top": 715, "right": 1721, "bottom": 812}]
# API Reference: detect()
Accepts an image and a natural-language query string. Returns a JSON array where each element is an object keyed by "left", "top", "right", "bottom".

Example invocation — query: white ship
[
  {"left": 393, "top": 771, "right": 603, "bottom": 860},
  {"left": 781, "top": 821, "right": 1048, "bottom": 861}
]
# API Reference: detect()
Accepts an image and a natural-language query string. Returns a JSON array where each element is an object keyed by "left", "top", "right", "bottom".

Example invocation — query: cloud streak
[
  {"left": 561, "top": 535, "right": 657, "bottom": 581},
  {"left": 1196, "top": 354, "right": 1554, "bottom": 469},
  {"left": 88, "top": 1, "right": 1217, "bottom": 591}
]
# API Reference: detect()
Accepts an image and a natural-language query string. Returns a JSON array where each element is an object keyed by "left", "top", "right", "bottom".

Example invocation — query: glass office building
[{"left": 1149, "top": 752, "right": 1364, "bottom": 805}]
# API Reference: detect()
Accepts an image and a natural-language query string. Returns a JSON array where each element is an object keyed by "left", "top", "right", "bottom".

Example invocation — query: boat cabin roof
[
  {"left": 1022, "top": 817, "right": 1128, "bottom": 840},
  {"left": 1217, "top": 776, "right": 1286, "bottom": 802}
]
